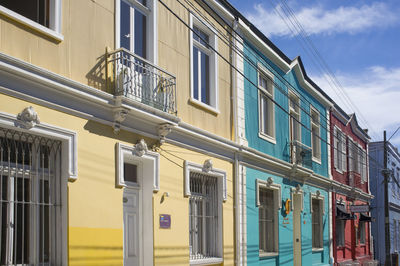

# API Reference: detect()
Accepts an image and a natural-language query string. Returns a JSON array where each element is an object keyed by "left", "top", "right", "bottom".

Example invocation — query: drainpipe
[{"left": 231, "top": 17, "right": 241, "bottom": 266}]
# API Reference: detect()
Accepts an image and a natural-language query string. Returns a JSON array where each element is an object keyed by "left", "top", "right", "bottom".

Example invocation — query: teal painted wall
[
  {"left": 246, "top": 167, "right": 330, "bottom": 266},
  {"left": 243, "top": 40, "right": 329, "bottom": 178}
]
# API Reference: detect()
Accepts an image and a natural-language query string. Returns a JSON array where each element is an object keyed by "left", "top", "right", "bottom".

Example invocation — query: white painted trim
[
  {"left": 288, "top": 89, "right": 301, "bottom": 143},
  {"left": 255, "top": 178, "right": 282, "bottom": 209},
  {"left": 189, "top": 13, "right": 219, "bottom": 110},
  {"left": 188, "top": 97, "right": 220, "bottom": 114},
  {"left": 190, "top": 257, "right": 223, "bottom": 265},
  {"left": 290, "top": 187, "right": 304, "bottom": 212},
  {"left": 310, "top": 191, "right": 325, "bottom": 215},
  {"left": 257, "top": 65, "right": 276, "bottom": 141},
  {"left": 256, "top": 178, "right": 281, "bottom": 254},
  {"left": 0, "top": 110, "right": 77, "bottom": 181},
  {"left": 310, "top": 105, "right": 321, "bottom": 161},
  {"left": 116, "top": 142, "right": 160, "bottom": 191},
  {"left": 0, "top": 1, "right": 63, "bottom": 42},
  {"left": 184, "top": 160, "right": 227, "bottom": 201}
]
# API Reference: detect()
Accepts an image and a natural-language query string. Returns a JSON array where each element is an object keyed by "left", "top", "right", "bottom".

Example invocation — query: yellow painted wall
[
  {"left": 0, "top": 0, "right": 234, "bottom": 141},
  {"left": 0, "top": 93, "right": 235, "bottom": 265},
  {"left": 158, "top": 0, "right": 233, "bottom": 140},
  {"left": 153, "top": 143, "right": 235, "bottom": 266}
]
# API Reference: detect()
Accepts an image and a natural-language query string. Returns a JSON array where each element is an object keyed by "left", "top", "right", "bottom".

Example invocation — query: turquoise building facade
[{"left": 240, "top": 36, "right": 332, "bottom": 265}]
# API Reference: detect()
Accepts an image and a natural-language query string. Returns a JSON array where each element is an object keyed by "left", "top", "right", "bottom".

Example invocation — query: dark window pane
[
  {"left": 124, "top": 163, "right": 138, "bottom": 183},
  {"left": 0, "top": 0, "right": 50, "bottom": 28},
  {"left": 134, "top": 9, "right": 147, "bottom": 58},
  {"left": 193, "top": 47, "right": 199, "bottom": 100},
  {"left": 200, "top": 52, "right": 209, "bottom": 105},
  {"left": 120, "top": 0, "right": 131, "bottom": 51},
  {"left": 193, "top": 26, "right": 209, "bottom": 47}
]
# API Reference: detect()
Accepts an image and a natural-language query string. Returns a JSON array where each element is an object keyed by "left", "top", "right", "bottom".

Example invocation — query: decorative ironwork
[
  {"left": 106, "top": 48, "right": 177, "bottom": 115},
  {"left": 290, "top": 140, "right": 312, "bottom": 169}
]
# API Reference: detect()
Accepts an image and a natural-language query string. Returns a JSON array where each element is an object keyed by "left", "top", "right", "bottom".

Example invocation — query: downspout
[
  {"left": 327, "top": 108, "right": 334, "bottom": 265},
  {"left": 231, "top": 17, "right": 241, "bottom": 266}
]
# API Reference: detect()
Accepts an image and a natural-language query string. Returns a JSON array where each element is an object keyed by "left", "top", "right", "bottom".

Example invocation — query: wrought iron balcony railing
[
  {"left": 290, "top": 140, "right": 312, "bottom": 169},
  {"left": 106, "top": 48, "right": 177, "bottom": 115}
]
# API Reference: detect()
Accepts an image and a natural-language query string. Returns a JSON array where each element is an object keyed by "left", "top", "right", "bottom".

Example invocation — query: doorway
[
  {"left": 293, "top": 193, "right": 302, "bottom": 266},
  {"left": 123, "top": 188, "right": 141, "bottom": 266}
]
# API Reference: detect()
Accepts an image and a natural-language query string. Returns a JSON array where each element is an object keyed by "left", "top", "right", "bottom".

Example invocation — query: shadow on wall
[{"left": 86, "top": 52, "right": 111, "bottom": 93}]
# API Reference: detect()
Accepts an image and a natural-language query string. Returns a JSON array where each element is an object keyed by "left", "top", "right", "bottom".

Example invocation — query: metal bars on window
[
  {"left": 0, "top": 127, "right": 61, "bottom": 265},
  {"left": 189, "top": 172, "right": 218, "bottom": 261},
  {"left": 312, "top": 199, "right": 323, "bottom": 248},
  {"left": 258, "top": 188, "right": 275, "bottom": 253}
]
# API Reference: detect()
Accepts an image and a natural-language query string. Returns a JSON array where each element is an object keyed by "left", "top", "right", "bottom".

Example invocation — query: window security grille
[
  {"left": 0, "top": 128, "right": 62, "bottom": 265},
  {"left": 312, "top": 199, "right": 323, "bottom": 248},
  {"left": 259, "top": 188, "right": 275, "bottom": 253},
  {"left": 189, "top": 172, "right": 218, "bottom": 261}
]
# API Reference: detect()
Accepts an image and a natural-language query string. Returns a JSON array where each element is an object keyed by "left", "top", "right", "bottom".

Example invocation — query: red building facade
[{"left": 330, "top": 106, "right": 373, "bottom": 265}]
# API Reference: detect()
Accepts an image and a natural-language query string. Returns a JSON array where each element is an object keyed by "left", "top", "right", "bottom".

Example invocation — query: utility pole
[{"left": 383, "top": 130, "right": 392, "bottom": 265}]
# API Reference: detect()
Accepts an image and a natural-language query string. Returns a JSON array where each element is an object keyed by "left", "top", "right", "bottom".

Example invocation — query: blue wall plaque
[{"left": 159, "top": 214, "right": 171, "bottom": 229}]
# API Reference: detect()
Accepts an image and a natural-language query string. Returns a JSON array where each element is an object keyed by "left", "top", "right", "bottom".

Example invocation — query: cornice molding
[{"left": 0, "top": 52, "right": 372, "bottom": 200}]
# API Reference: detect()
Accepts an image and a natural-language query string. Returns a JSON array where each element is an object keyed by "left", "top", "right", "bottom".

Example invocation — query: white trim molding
[
  {"left": 310, "top": 190, "right": 325, "bottom": 215},
  {"left": 0, "top": 109, "right": 77, "bottom": 181},
  {"left": 290, "top": 185, "right": 304, "bottom": 211},
  {"left": 184, "top": 160, "right": 227, "bottom": 201},
  {"left": 255, "top": 177, "right": 282, "bottom": 209},
  {"left": 116, "top": 141, "right": 160, "bottom": 191}
]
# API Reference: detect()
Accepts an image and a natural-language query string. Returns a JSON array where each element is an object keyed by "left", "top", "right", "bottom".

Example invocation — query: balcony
[
  {"left": 106, "top": 48, "right": 177, "bottom": 115},
  {"left": 290, "top": 140, "right": 312, "bottom": 169}
]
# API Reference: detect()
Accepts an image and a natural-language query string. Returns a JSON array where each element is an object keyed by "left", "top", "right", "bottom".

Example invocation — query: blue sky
[{"left": 227, "top": 0, "right": 400, "bottom": 149}]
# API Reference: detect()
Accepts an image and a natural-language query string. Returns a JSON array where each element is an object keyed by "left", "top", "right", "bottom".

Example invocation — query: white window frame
[
  {"left": 0, "top": 109, "right": 77, "bottom": 265},
  {"left": 115, "top": 0, "right": 158, "bottom": 63},
  {"left": 255, "top": 178, "right": 281, "bottom": 257},
  {"left": 288, "top": 90, "right": 301, "bottom": 143},
  {"left": 0, "top": 0, "right": 63, "bottom": 41},
  {"left": 184, "top": 160, "right": 226, "bottom": 265},
  {"left": 310, "top": 106, "right": 321, "bottom": 163},
  {"left": 333, "top": 126, "right": 347, "bottom": 173},
  {"left": 116, "top": 142, "right": 160, "bottom": 191},
  {"left": 310, "top": 191, "right": 325, "bottom": 251},
  {"left": 189, "top": 13, "right": 219, "bottom": 113},
  {"left": 257, "top": 64, "right": 276, "bottom": 143}
]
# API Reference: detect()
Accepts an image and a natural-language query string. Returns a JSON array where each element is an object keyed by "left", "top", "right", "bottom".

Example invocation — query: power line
[
  {"left": 157, "top": 0, "right": 385, "bottom": 173},
  {"left": 388, "top": 125, "right": 400, "bottom": 142}
]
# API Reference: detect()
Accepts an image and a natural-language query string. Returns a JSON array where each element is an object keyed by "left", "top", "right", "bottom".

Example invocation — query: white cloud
[
  {"left": 311, "top": 67, "right": 400, "bottom": 147},
  {"left": 245, "top": 2, "right": 398, "bottom": 37}
]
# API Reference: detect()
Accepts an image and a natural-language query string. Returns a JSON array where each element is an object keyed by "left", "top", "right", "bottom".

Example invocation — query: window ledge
[
  {"left": 312, "top": 157, "right": 322, "bottom": 165},
  {"left": 189, "top": 98, "right": 220, "bottom": 115},
  {"left": 258, "top": 132, "right": 276, "bottom": 144},
  {"left": 312, "top": 248, "right": 324, "bottom": 253},
  {"left": 190, "top": 257, "right": 223, "bottom": 265},
  {"left": 0, "top": 6, "right": 63, "bottom": 42},
  {"left": 259, "top": 252, "right": 279, "bottom": 258}
]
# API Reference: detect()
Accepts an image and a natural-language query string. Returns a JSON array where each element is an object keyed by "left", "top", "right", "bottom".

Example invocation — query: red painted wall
[{"left": 330, "top": 111, "right": 372, "bottom": 264}]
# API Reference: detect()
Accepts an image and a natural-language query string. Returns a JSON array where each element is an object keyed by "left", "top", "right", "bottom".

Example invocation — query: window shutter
[
  {"left": 334, "top": 127, "right": 338, "bottom": 169},
  {"left": 342, "top": 135, "right": 347, "bottom": 172}
]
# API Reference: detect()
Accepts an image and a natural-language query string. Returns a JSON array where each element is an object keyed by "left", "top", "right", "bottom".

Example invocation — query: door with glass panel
[
  {"left": 119, "top": 0, "right": 148, "bottom": 102},
  {"left": 0, "top": 128, "right": 62, "bottom": 265}
]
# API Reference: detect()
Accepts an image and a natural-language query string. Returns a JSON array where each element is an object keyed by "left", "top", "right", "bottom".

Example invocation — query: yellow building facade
[{"left": 0, "top": 0, "right": 236, "bottom": 265}]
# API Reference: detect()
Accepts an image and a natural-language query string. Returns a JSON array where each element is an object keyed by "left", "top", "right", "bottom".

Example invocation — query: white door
[
  {"left": 293, "top": 193, "right": 302, "bottom": 266},
  {"left": 123, "top": 188, "right": 141, "bottom": 266}
]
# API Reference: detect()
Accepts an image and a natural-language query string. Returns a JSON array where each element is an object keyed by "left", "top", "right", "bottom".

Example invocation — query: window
[
  {"left": 361, "top": 149, "right": 367, "bottom": 183},
  {"left": 336, "top": 219, "right": 345, "bottom": 247},
  {"left": 256, "top": 178, "right": 281, "bottom": 256},
  {"left": 190, "top": 15, "right": 218, "bottom": 110},
  {"left": 311, "top": 107, "right": 321, "bottom": 161},
  {"left": 184, "top": 161, "right": 226, "bottom": 264},
  {"left": 334, "top": 127, "right": 347, "bottom": 172},
  {"left": 0, "top": 128, "right": 63, "bottom": 264},
  {"left": 348, "top": 140, "right": 359, "bottom": 173},
  {"left": 289, "top": 91, "right": 301, "bottom": 143},
  {"left": 258, "top": 67, "right": 275, "bottom": 141},
  {"left": 120, "top": 0, "right": 147, "bottom": 58},
  {"left": 0, "top": 0, "right": 62, "bottom": 41},
  {"left": 359, "top": 221, "right": 366, "bottom": 245},
  {"left": 311, "top": 193, "right": 324, "bottom": 249},
  {"left": 189, "top": 172, "right": 220, "bottom": 262}
]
